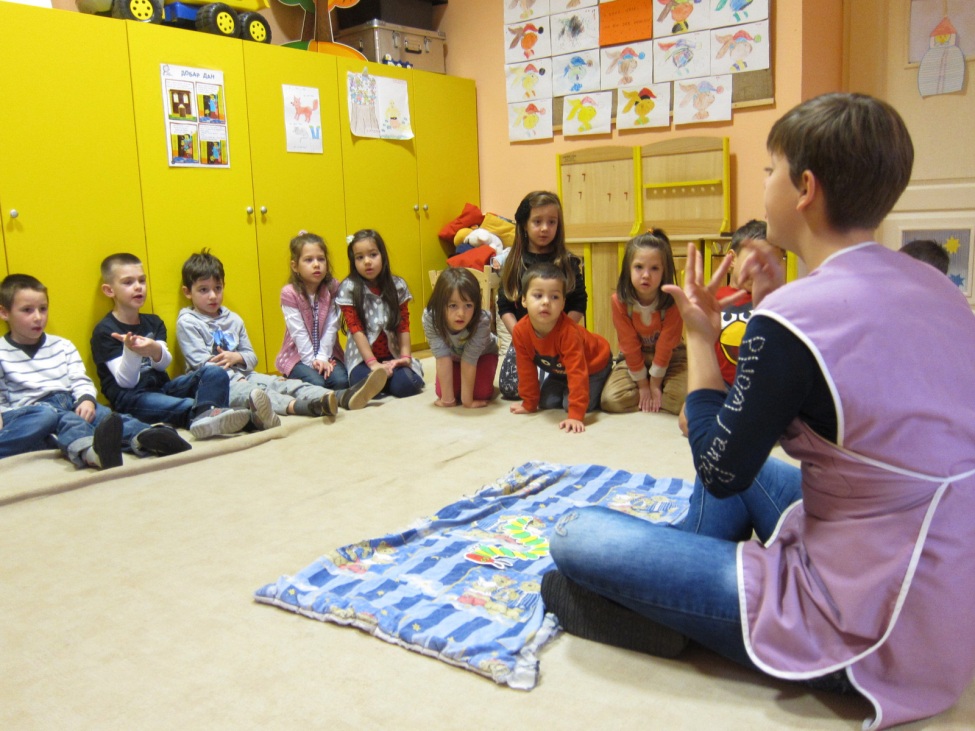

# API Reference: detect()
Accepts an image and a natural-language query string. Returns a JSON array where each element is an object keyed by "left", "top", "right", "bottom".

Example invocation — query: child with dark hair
[
  {"left": 336, "top": 229, "right": 424, "bottom": 399},
  {"left": 899, "top": 238, "right": 950, "bottom": 274},
  {"left": 497, "top": 191, "right": 587, "bottom": 399},
  {"left": 543, "top": 93, "right": 975, "bottom": 729},
  {"left": 422, "top": 268, "right": 498, "bottom": 408},
  {"left": 600, "top": 229, "right": 686, "bottom": 415},
  {"left": 510, "top": 262, "right": 610, "bottom": 433}
]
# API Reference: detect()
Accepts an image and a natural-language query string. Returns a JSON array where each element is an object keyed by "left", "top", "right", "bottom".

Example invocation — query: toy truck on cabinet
[{"left": 76, "top": 0, "right": 273, "bottom": 43}]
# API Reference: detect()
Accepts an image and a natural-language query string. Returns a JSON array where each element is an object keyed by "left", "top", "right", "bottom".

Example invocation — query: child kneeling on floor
[
  {"left": 1, "top": 274, "right": 190, "bottom": 469},
  {"left": 176, "top": 250, "right": 386, "bottom": 423},
  {"left": 509, "top": 262, "right": 611, "bottom": 433}
]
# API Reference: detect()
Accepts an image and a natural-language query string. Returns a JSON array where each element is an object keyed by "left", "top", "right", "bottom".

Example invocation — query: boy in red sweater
[{"left": 510, "top": 262, "right": 611, "bottom": 433}]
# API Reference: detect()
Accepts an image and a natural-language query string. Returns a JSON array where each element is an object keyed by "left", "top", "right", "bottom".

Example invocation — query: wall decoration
[
  {"left": 600, "top": 41, "right": 654, "bottom": 88},
  {"left": 161, "top": 64, "right": 228, "bottom": 168},
  {"left": 917, "top": 15, "right": 966, "bottom": 96},
  {"left": 902, "top": 227, "right": 972, "bottom": 295},
  {"left": 552, "top": 49, "right": 602, "bottom": 96},
  {"left": 883, "top": 212, "right": 975, "bottom": 304},
  {"left": 562, "top": 91, "right": 613, "bottom": 135},
  {"left": 653, "top": 0, "right": 710, "bottom": 37},
  {"left": 599, "top": 0, "right": 653, "bottom": 46},
  {"left": 674, "top": 75, "right": 731, "bottom": 123},
  {"left": 505, "top": 20, "right": 552, "bottom": 63},
  {"left": 653, "top": 30, "right": 711, "bottom": 82},
  {"left": 506, "top": 60, "right": 554, "bottom": 102},
  {"left": 347, "top": 70, "right": 413, "bottom": 140},
  {"left": 283, "top": 85, "right": 322, "bottom": 154},
  {"left": 508, "top": 99, "right": 554, "bottom": 141},
  {"left": 551, "top": 0, "right": 597, "bottom": 13},
  {"left": 910, "top": 0, "right": 975, "bottom": 62},
  {"left": 710, "top": 0, "right": 769, "bottom": 29},
  {"left": 616, "top": 82, "right": 672, "bottom": 129},
  {"left": 711, "top": 20, "right": 769, "bottom": 73},
  {"left": 550, "top": 6, "right": 600, "bottom": 56},
  {"left": 504, "top": 0, "right": 550, "bottom": 24}
]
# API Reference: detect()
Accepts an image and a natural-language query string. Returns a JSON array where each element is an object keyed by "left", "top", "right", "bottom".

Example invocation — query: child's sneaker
[
  {"left": 133, "top": 424, "right": 192, "bottom": 456},
  {"left": 91, "top": 412, "right": 124, "bottom": 469},
  {"left": 189, "top": 407, "right": 251, "bottom": 439},
  {"left": 306, "top": 392, "right": 339, "bottom": 419},
  {"left": 337, "top": 368, "right": 388, "bottom": 410},
  {"left": 247, "top": 389, "right": 281, "bottom": 431}
]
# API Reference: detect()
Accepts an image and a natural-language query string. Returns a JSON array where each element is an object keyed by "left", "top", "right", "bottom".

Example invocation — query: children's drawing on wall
[
  {"left": 710, "top": 0, "right": 768, "bottom": 28},
  {"left": 562, "top": 91, "right": 611, "bottom": 135},
  {"left": 654, "top": 0, "right": 709, "bottom": 37},
  {"left": 552, "top": 49, "right": 601, "bottom": 96},
  {"left": 551, "top": 6, "right": 600, "bottom": 56},
  {"left": 504, "top": 0, "right": 550, "bottom": 24},
  {"left": 508, "top": 100, "right": 554, "bottom": 142},
  {"left": 617, "top": 83, "right": 671, "bottom": 129},
  {"left": 162, "top": 64, "right": 228, "bottom": 168},
  {"left": 506, "top": 60, "right": 553, "bottom": 102},
  {"left": 910, "top": 0, "right": 974, "bottom": 63},
  {"left": 653, "top": 30, "right": 710, "bottom": 82},
  {"left": 600, "top": 41, "right": 653, "bottom": 89},
  {"left": 377, "top": 77, "right": 413, "bottom": 140},
  {"left": 551, "top": 0, "right": 596, "bottom": 13},
  {"left": 674, "top": 75, "right": 731, "bottom": 123},
  {"left": 903, "top": 228, "right": 972, "bottom": 296},
  {"left": 917, "top": 16, "right": 966, "bottom": 96},
  {"left": 283, "top": 84, "right": 323, "bottom": 154},
  {"left": 347, "top": 69, "right": 380, "bottom": 138},
  {"left": 711, "top": 20, "right": 769, "bottom": 73},
  {"left": 506, "top": 21, "right": 551, "bottom": 63}
]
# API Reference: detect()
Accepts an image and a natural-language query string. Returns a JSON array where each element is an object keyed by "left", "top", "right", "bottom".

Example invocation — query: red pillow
[
  {"left": 438, "top": 202, "right": 484, "bottom": 245},
  {"left": 448, "top": 245, "right": 495, "bottom": 269}
]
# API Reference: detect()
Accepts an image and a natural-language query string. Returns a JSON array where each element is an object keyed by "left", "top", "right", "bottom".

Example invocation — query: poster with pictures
[
  {"left": 616, "top": 82, "right": 671, "bottom": 129},
  {"left": 562, "top": 90, "right": 612, "bottom": 135},
  {"left": 600, "top": 41, "right": 653, "bottom": 89},
  {"left": 653, "top": 30, "right": 710, "bottom": 83},
  {"left": 505, "top": 20, "right": 552, "bottom": 63},
  {"left": 552, "top": 49, "right": 602, "bottom": 96},
  {"left": 674, "top": 74, "right": 732, "bottom": 124},
  {"left": 711, "top": 20, "right": 769, "bottom": 74},
  {"left": 550, "top": 6, "right": 600, "bottom": 56},
  {"left": 162, "top": 64, "right": 228, "bottom": 167},
  {"left": 508, "top": 99, "right": 553, "bottom": 141},
  {"left": 347, "top": 70, "right": 414, "bottom": 140},
  {"left": 506, "top": 59, "right": 554, "bottom": 102},
  {"left": 283, "top": 84, "right": 323, "bottom": 154}
]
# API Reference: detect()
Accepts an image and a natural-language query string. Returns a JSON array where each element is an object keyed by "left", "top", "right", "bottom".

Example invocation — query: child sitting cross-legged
[
  {"left": 176, "top": 250, "right": 386, "bottom": 423},
  {"left": 1, "top": 274, "right": 190, "bottom": 469},
  {"left": 509, "top": 262, "right": 612, "bottom": 433}
]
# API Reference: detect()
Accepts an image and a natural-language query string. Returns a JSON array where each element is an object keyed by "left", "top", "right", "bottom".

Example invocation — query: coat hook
[{"left": 582, "top": 172, "right": 586, "bottom": 181}]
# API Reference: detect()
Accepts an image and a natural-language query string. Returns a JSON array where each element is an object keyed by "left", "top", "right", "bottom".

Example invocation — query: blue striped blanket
[{"left": 254, "top": 461, "right": 692, "bottom": 689}]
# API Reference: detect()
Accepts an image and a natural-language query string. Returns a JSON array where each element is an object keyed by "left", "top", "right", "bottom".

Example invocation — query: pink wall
[{"left": 439, "top": 0, "right": 843, "bottom": 230}]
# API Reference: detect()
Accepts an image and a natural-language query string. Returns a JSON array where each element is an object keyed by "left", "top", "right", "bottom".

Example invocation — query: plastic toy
[{"left": 75, "top": 0, "right": 273, "bottom": 43}]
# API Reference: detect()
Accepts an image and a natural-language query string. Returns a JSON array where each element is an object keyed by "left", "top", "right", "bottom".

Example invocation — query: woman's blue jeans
[{"left": 549, "top": 457, "right": 802, "bottom": 669}]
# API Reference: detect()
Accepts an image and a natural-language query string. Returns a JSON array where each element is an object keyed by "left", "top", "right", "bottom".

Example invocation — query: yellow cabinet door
[
  {"left": 127, "top": 23, "right": 267, "bottom": 372},
  {"left": 413, "top": 71, "right": 480, "bottom": 311},
  {"left": 242, "top": 43, "right": 347, "bottom": 369},
  {"left": 0, "top": 3, "right": 147, "bottom": 376},
  {"left": 334, "top": 59, "right": 425, "bottom": 346}
]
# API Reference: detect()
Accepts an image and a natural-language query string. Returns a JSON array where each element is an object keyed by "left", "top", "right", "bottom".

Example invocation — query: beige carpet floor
[{"left": 1, "top": 357, "right": 971, "bottom": 730}]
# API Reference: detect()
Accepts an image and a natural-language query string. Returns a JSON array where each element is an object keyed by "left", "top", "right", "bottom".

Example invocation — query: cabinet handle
[
  {"left": 246, "top": 206, "right": 254, "bottom": 214},
  {"left": 422, "top": 204, "right": 429, "bottom": 212},
  {"left": 260, "top": 206, "right": 267, "bottom": 214},
  {"left": 9, "top": 209, "right": 18, "bottom": 219},
  {"left": 413, "top": 204, "right": 419, "bottom": 212}
]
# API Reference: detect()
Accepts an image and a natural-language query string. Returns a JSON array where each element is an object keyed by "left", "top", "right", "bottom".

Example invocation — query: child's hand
[
  {"left": 434, "top": 398, "right": 457, "bottom": 408},
  {"left": 380, "top": 360, "right": 398, "bottom": 377},
  {"left": 559, "top": 418, "right": 585, "bottom": 433},
  {"left": 465, "top": 400, "right": 490, "bottom": 409},
  {"left": 209, "top": 348, "right": 242, "bottom": 369},
  {"left": 75, "top": 401, "right": 96, "bottom": 423},
  {"left": 662, "top": 244, "right": 731, "bottom": 343},
  {"left": 637, "top": 384, "right": 662, "bottom": 413},
  {"left": 313, "top": 359, "right": 334, "bottom": 377},
  {"left": 735, "top": 241, "right": 785, "bottom": 306},
  {"left": 510, "top": 404, "right": 530, "bottom": 415},
  {"left": 112, "top": 332, "right": 158, "bottom": 358}
]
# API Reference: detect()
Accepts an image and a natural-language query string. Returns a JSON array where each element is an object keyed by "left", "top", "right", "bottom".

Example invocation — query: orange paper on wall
[{"left": 599, "top": 0, "right": 653, "bottom": 47}]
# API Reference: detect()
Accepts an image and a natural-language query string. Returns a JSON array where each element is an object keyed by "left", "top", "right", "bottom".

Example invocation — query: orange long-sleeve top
[
  {"left": 610, "top": 293, "right": 683, "bottom": 381},
  {"left": 512, "top": 312, "right": 611, "bottom": 421}
]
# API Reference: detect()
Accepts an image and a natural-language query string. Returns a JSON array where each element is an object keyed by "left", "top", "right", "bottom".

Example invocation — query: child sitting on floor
[
  {"left": 1, "top": 274, "right": 190, "bottom": 469},
  {"left": 509, "top": 262, "right": 611, "bottom": 433},
  {"left": 176, "top": 250, "right": 386, "bottom": 422}
]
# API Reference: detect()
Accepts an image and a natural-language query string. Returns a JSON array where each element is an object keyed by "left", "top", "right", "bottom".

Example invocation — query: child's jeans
[
  {"left": 228, "top": 372, "right": 331, "bottom": 414},
  {"left": 349, "top": 361, "right": 424, "bottom": 399},
  {"left": 112, "top": 364, "right": 229, "bottom": 427},
  {"left": 37, "top": 393, "right": 153, "bottom": 466},
  {"left": 537, "top": 360, "right": 612, "bottom": 414},
  {"left": 287, "top": 361, "right": 350, "bottom": 391},
  {"left": 0, "top": 405, "right": 59, "bottom": 459}
]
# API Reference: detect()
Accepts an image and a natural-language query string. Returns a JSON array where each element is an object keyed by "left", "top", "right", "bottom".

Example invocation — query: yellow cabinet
[
  {"left": 335, "top": 59, "right": 479, "bottom": 348},
  {"left": 127, "top": 22, "right": 268, "bottom": 371},
  {"left": 0, "top": 3, "right": 148, "bottom": 377}
]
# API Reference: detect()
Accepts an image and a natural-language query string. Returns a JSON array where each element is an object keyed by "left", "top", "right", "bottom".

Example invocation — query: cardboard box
[{"left": 336, "top": 20, "right": 446, "bottom": 74}]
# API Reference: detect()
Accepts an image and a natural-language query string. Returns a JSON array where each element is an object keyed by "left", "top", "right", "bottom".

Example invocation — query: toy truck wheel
[
  {"left": 237, "top": 12, "right": 271, "bottom": 43},
  {"left": 196, "top": 3, "right": 239, "bottom": 38},
  {"left": 111, "top": 0, "right": 163, "bottom": 23}
]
